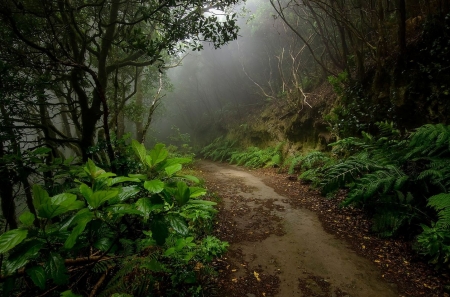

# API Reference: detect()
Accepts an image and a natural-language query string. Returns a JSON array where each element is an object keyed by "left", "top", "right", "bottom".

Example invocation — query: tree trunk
[
  {"left": 135, "top": 74, "right": 144, "bottom": 142},
  {"left": 0, "top": 141, "right": 18, "bottom": 230},
  {"left": 397, "top": 0, "right": 407, "bottom": 55}
]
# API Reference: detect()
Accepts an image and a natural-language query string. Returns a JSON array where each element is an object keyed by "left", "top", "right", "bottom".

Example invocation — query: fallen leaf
[{"left": 254, "top": 271, "right": 261, "bottom": 282}]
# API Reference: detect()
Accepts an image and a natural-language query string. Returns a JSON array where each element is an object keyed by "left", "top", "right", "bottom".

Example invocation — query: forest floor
[{"left": 195, "top": 160, "right": 450, "bottom": 297}]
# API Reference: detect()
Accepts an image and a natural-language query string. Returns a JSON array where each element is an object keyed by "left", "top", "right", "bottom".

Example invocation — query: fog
[{"left": 150, "top": 0, "right": 290, "bottom": 148}]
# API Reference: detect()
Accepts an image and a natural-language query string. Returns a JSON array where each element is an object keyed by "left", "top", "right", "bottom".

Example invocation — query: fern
[
  {"left": 201, "top": 137, "right": 237, "bottom": 162},
  {"left": 99, "top": 255, "right": 161, "bottom": 297},
  {"left": 407, "top": 124, "right": 450, "bottom": 158},
  {"left": 229, "top": 145, "right": 283, "bottom": 168}
]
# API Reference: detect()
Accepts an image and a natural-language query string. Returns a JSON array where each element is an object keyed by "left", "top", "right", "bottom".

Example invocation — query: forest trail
[{"left": 197, "top": 160, "right": 399, "bottom": 297}]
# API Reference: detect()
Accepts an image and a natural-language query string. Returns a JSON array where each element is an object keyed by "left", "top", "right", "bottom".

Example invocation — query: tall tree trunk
[
  {"left": 0, "top": 141, "right": 18, "bottom": 230},
  {"left": 135, "top": 74, "right": 144, "bottom": 142},
  {"left": 397, "top": 0, "right": 407, "bottom": 55}
]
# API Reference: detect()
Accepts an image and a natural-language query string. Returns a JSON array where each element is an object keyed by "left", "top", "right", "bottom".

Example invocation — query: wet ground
[{"left": 197, "top": 160, "right": 400, "bottom": 297}]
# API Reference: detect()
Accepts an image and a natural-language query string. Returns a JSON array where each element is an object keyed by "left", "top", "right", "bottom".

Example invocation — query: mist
[{"left": 150, "top": 0, "right": 290, "bottom": 148}]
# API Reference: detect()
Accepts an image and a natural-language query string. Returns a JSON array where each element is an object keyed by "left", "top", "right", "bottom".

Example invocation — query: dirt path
[{"left": 197, "top": 160, "right": 398, "bottom": 297}]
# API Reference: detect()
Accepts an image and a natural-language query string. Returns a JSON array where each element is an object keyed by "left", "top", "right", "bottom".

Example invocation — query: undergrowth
[
  {"left": 202, "top": 123, "right": 450, "bottom": 268},
  {"left": 291, "top": 122, "right": 450, "bottom": 268},
  {"left": 229, "top": 143, "right": 283, "bottom": 168}
]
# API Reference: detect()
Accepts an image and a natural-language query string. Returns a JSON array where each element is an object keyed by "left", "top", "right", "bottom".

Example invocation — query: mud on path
[{"left": 197, "top": 160, "right": 398, "bottom": 297}]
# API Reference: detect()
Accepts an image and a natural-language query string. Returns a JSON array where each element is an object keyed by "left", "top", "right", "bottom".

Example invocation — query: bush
[{"left": 0, "top": 140, "right": 227, "bottom": 296}]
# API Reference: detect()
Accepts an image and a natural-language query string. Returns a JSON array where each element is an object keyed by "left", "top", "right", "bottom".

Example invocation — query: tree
[{"left": 0, "top": 0, "right": 241, "bottom": 165}]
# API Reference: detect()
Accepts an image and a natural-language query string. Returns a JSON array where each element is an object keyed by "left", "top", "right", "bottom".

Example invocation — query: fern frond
[{"left": 408, "top": 124, "right": 450, "bottom": 158}]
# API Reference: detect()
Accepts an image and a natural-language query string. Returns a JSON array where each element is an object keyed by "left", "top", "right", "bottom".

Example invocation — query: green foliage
[
  {"left": 311, "top": 122, "right": 450, "bottom": 267},
  {"left": 0, "top": 141, "right": 226, "bottom": 296},
  {"left": 285, "top": 151, "right": 336, "bottom": 187},
  {"left": 201, "top": 136, "right": 237, "bottom": 162},
  {"left": 229, "top": 143, "right": 283, "bottom": 168}
]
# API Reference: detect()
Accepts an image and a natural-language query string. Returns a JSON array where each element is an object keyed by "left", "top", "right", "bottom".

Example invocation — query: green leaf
[
  {"left": 32, "top": 147, "right": 52, "bottom": 155},
  {"left": 64, "top": 210, "right": 94, "bottom": 249},
  {"left": 189, "top": 187, "right": 207, "bottom": 198},
  {"left": 106, "top": 204, "right": 142, "bottom": 215},
  {"left": 0, "top": 229, "right": 28, "bottom": 254},
  {"left": 116, "top": 186, "right": 140, "bottom": 203},
  {"left": 50, "top": 193, "right": 84, "bottom": 211},
  {"left": 32, "top": 184, "right": 50, "bottom": 210},
  {"left": 85, "top": 159, "right": 106, "bottom": 179},
  {"left": 108, "top": 176, "right": 141, "bottom": 186},
  {"left": 93, "top": 237, "right": 114, "bottom": 252},
  {"left": 132, "top": 139, "right": 147, "bottom": 164},
  {"left": 79, "top": 183, "right": 93, "bottom": 200},
  {"left": 150, "top": 143, "right": 168, "bottom": 166},
  {"left": 164, "top": 247, "right": 176, "bottom": 256},
  {"left": 86, "top": 190, "right": 118, "bottom": 209},
  {"left": 135, "top": 198, "right": 163, "bottom": 219},
  {"left": 111, "top": 294, "right": 133, "bottom": 297},
  {"left": 19, "top": 212, "right": 35, "bottom": 227},
  {"left": 97, "top": 172, "right": 117, "bottom": 179},
  {"left": 51, "top": 193, "right": 76, "bottom": 205},
  {"left": 37, "top": 203, "right": 69, "bottom": 219},
  {"left": 145, "top": 155, "right": 153, "bottom": 167},
  {"left": 181, "top": 175, "right": 200, "bottom": 183},
  {"left": 161, "top": 158, "right": 192, "bottom": 168},
  {"left": 26, "top": 266, "right": 46, "bottom": 290},
  {"left": 144, "top": 180, "right": 165, "bottom": 193},
  {"left": 175, "top": 182, "right": 190, "bottom": 206},
  {"left": 5, "top": 240, "right": 43, "bottom": 274},
  {"left": 60, "top": 290, "right": 82, "bottom": 297},
  {"left": 151, "top": 217, "right": 169, "bottom": 245},
  {"left": 46, "top": 252, "right": 68, "bottom": 285},
  {"left": 168, "top": 215, "right": 189, "bottom": 236},
  {"left": 165, "top": 164, "right": 182, "bottom": 176},
  {"left": 128, "top": 173, "right": 147, "bottom": 180},
  {"left": 188, "top": 200, "right": 217, "bottom": 206}
]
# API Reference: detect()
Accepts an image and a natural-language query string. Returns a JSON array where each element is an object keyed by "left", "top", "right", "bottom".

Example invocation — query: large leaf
[
  {"left": 144, "top": 180, "right": 165, "bottom": 193},
  {"left": 181, "top": 175, "right": 200, "bottom": 184},
  {"left": 19, "top": 211, "right": 35, "bottom": 227},
  {"left": 165, "top": 164, "right": 182, "bottom": 176},
  {"left": 84, "top": 159, "right": 106, "bottom": 179},
  {"left": 46, "top": 252, "right": 68, "bottom": 285},
  {"left": 128, "top": 173, "right": 147, "bottom": 180},
  {"left": 175, "top": 182, "right": 190, "bottom": 206},
  {"left": 38, "top": 192, "right": 84, "bottom": 219},
  {"left": 136, "top": 198, "right": 163, "bottom": 219},
  {"left": 64, "top": 210, "right": 94, "bottom": 249},
  {"left": 149, "top": 143, "right": 168, "bottom": 166},
  {"left": 189, "top": 187, "right": 207, "bottom": 198},
  {"left": 151, "top": 217, "right": 169, "bottom": 245},
  {"left": 108, "top": 176, "right": 141, "bottom": 186},
  {"left": 37, "top": 203, "right": 69, "bottom": 219},
  {"left": 188, "top": 200, "right": 217, "bottom": 206},
  {"left": 51, "top": 193, "right": 76, "bottom": 206},
  {"left": 86, "top": 190, "right": 118, "bottom": 209},
  {"left": 132, "top": 139, "right": 147, "bottom": 164},
  {"left": 115, "top": 186, "right": 140, "bottom": 203},
  {"left": 93, "top": 237, "right": 114, "bottom": 252},
  {"left": 106, "top": 204, "right": 142, "bottom": 215},
  {"left": 0, "top": 229, "right": 28, "bottom": 254},
  {"left": 79, "top": 183, "right": 93, "bottom": 200},
  {"left": 26, "top": 266, "right": 46, "bottom": 289},
  {"left": 32, "top": 184, "right": 50, "bottom": 210},
  {"left": 168, "top": 215, "right": 189, "bottom": 236},
  {"left": 5, "top": 240, "right": 43, "bottom": 274}
]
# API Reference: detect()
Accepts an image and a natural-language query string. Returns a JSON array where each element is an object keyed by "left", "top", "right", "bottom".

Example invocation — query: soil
[{"left": 195, "top": 160, "right": 450, "bottom": 297}]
